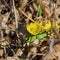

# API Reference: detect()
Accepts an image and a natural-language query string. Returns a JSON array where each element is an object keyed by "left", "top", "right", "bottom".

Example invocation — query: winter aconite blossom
[
  {"left": 27, "top": 23, "right": 41, "bottom": 35},
  {"left": 44, "top": 20, "right": 51, "bottom": 31},
  {"left": 27, "top": 20, "right": 60, "bottom": 35}
]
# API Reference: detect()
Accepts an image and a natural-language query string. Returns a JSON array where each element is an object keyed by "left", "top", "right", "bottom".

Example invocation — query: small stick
[
  {"left": 13, "top": 0, "right": 18, "bottom": 29},
  {"left": 30, "top": 53, "right": 45, "bottom": 60},
  {"left": 19, "top": 8, "right": 34, "bottom": 22}
]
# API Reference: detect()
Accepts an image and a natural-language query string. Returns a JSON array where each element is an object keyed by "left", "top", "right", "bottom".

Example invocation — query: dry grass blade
[
  {"left": 19, "top": 8, "right": 34, "bottom": 22},
  {"left": 30, "top": 53, "right": 45, "bottom": 60},
  {"left": 13, "top": 0, "right": 18, "bottom": 29}
]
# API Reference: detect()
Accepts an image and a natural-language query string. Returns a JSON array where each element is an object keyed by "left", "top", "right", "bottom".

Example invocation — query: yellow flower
[
  {"left": 27, "top": 22, "right": 41, "bottom": 35},
  {"left": 35, "top": 21, "right": 43, "bottom": 29},
  {"left": 39, "top": 21, "right": 43, "bottom": 26},
  {"left": 56, "top": 22, "right": 60, "bottom": 29},
  {"left": 26, "top": 20, "right": 60, "bottom": 35},
  {"left": 44, "top": 20, "right": 51, "bottom": 31},
  {"left": 35, "top": 21, "right": 43, "bottom": 25}
]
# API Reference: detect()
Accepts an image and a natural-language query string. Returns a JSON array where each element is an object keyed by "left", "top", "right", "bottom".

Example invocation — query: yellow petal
[
  {"left": 44, "top": 20, "right": 51, "bottom": 31},
  {"left": 27, "top": 23, "right": 41, "bottom": 35},
  {"left": 35, "top": 21, "right": 43, "bottom": 26},
  {"left": 56, "top": 22, "right": 60, "bottom": 29}
]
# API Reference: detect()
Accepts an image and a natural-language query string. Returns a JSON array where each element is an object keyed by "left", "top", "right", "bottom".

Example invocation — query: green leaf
[
  {"left": 25, "top": 32, "right": 48, "bottom": 43},
  {"left": 38, "top": 5, "right": 43, "bottom": 16},
  {"left": 37, "top": 32, "right": 47, "bottom": 40},
  {"left": 30, "top": 36, "right": 36, "bottom": 43},
  {"left": 28, "top": 36, "right": 36, "bottom": 43},
  {"left": 28, "top": 37, "right": 32, "bottom": 43},
  {"left": 25, "top": 34, "right": 32, "bottom": 41},
  {"left": 25, "top": 34, "right": 36, "bottom": 43}
]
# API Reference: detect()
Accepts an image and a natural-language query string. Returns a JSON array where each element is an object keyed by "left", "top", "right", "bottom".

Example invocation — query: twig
[
  {"left": 0, "top": 30, "right": 4, "bottom": 41},
  {"left": 19, "top": 8, "right": 34, "bottom": 22},
  {"left": 13, "top": 0, "right": 18, "bottom": 29},
  {"left": 30, "top": 53, "right": 45, "bottom": 60}
]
